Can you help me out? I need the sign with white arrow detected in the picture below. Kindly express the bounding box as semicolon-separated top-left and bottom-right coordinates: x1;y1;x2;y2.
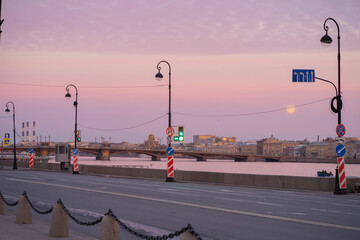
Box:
335;144;346;157
292;69;315;82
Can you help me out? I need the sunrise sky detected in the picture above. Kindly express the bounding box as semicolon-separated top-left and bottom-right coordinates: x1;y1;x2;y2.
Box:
0;0;359;144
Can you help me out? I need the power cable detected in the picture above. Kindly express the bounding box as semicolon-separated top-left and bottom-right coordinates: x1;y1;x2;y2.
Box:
78;113;168;132
67;132;75;143
173;97;332;117
0;81;166;89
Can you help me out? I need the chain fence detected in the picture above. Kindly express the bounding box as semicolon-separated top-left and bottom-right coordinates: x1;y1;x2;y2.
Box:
0;191;203;239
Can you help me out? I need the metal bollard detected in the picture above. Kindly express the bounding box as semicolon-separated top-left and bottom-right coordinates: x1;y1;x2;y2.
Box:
100;214;121;240
49;203;69;237
15;195;32;224
179;231;198;240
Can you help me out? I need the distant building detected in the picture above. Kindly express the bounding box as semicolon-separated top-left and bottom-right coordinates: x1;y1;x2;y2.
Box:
193;135;216;144
192;135;238;153
284;145;306;157
239;142;257;155
257;135;300;156
143;133;160;149
193;135;236;144
306;142;327;158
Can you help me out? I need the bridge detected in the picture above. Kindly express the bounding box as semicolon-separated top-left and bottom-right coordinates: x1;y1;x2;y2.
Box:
1;144;281;162
4;143;355;164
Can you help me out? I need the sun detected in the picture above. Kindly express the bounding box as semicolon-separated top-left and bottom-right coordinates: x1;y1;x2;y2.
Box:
287;105;295;114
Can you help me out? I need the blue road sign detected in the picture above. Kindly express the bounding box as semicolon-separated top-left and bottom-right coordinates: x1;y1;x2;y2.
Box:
336;144;346;157
292;69;315;82
73;148;79;155
28;148;34;154
5;133;10;138
166;147;175;156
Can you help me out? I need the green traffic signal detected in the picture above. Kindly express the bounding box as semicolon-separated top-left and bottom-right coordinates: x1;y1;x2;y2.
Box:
76;130;81;142
173;126;184;142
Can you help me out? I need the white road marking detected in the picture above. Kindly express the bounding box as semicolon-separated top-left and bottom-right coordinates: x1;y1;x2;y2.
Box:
255;201;283;207
55;178;264;198
331;202;360;208
214;197;283;207
5;177;360;232
311;208;354;216
268;212;307;216
158;189;200;197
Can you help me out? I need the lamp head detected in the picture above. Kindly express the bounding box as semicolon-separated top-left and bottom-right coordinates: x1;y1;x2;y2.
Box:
65;92;71;99
155;71;163;81
5;107;10;113
320;31;332;46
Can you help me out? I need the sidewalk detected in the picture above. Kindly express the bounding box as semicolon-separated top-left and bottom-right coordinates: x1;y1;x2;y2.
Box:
0;212;97;240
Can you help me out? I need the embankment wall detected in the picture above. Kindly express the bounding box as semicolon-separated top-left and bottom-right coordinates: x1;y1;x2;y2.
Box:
1;160;359;193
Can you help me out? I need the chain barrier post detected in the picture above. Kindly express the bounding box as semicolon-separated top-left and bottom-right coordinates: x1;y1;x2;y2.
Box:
179;231;198;240
49;199;69;237
0;190;203;240
100;209;120;240
15;192;32;224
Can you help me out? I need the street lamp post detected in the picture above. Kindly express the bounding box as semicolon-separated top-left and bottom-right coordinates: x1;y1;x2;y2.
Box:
320;17;342;124
65;84;78;149
155;60;175;182
320;18;346;195
0;0;5;41
155;60;172;147
5;101;17;170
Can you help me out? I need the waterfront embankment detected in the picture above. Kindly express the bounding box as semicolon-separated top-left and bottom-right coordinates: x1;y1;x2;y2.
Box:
1;159;360;193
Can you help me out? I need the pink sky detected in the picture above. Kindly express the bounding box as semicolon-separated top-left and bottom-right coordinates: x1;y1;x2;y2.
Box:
0;0;359;144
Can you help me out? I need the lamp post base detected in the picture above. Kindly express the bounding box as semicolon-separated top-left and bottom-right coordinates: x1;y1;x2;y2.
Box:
165;177;174;182
334;168;347;195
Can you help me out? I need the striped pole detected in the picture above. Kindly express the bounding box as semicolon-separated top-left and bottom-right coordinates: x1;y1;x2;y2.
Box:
29;154;34;168
167;156;174;179
337;157;346;189
28;148;34;168
73;148;79;174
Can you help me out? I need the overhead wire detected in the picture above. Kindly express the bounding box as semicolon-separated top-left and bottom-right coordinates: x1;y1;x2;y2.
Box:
77;98;331;131
66;132;75;143
0;81;166;89
78;113;168;132
173;97;332;117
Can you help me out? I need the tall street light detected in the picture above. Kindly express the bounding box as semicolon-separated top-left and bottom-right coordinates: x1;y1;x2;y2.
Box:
5;101;17;169
65;84;78;149
320;18;342;124
155;60;175;182
321;18;346;195
0;0;5;42
155;60;172;147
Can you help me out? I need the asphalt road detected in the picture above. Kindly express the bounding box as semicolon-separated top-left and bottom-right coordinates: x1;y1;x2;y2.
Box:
1;169;360;240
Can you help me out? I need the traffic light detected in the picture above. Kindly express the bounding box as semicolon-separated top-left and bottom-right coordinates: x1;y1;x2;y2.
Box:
173;126;184;142
76;130;81;142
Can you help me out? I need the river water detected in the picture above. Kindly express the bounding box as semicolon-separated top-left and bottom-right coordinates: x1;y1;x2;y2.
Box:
49;156;360;178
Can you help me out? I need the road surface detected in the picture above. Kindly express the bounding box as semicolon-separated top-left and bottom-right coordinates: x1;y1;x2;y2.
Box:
0;169;359;240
